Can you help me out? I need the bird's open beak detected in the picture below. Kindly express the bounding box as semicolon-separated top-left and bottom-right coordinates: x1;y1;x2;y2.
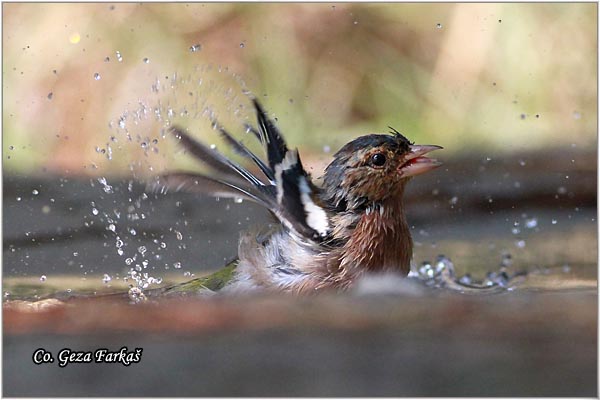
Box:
398;144;443;178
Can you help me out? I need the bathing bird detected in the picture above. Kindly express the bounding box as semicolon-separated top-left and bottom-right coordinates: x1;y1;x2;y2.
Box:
151;99;442;293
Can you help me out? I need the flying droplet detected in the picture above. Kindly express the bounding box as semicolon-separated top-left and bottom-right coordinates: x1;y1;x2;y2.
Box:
525;218;537;229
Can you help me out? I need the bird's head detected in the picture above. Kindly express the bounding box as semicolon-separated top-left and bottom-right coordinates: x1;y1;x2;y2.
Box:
322;129;442;211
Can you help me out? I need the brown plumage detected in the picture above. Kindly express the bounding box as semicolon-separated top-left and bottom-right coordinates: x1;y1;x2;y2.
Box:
151;100;442;293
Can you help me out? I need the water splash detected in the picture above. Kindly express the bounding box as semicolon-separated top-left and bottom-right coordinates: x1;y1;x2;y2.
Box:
409;255;526;293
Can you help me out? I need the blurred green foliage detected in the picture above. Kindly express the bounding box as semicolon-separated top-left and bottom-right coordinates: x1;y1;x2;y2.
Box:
3;3;597;177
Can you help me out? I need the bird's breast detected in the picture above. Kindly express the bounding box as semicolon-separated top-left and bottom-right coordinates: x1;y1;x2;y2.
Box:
338;202;412;275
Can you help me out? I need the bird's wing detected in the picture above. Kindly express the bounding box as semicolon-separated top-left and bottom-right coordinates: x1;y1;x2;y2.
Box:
153;99;331;241
250;98;330;240
147;171;269;206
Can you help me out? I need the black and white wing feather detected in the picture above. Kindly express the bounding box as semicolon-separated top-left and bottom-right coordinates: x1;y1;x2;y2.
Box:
150;99;331;241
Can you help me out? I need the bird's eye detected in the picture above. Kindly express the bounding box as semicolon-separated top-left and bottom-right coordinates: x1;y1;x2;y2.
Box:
370;153;387;167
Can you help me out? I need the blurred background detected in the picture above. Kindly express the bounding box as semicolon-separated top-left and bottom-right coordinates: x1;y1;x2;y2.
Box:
3;2;597;177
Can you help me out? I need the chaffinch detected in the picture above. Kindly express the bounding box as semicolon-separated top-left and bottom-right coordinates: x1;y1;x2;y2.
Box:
152;99;442;293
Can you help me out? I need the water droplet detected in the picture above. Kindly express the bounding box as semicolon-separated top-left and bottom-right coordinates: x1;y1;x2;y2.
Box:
47;92;53;100
32;189;39;195
173;262;182;269
16;197;21;202
418;262;434;278
239;42;245;48
92;208;99;216
189;44;202;52
104;56;110;62
234;197;243;204
125;258;133;265
175;231;183;241
458;274;472;285
515;239;526;248
97;177;114;193
142;57;149;64
519;159;526;166
103;274;112;284
525;218;537;229
128;287;146;303
436;23;442;29
94;73;101;81
138;246;147;255
116;50;123;62
107;223;116;232
449;196;458;205
551;219;557;225
40;275;47;282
